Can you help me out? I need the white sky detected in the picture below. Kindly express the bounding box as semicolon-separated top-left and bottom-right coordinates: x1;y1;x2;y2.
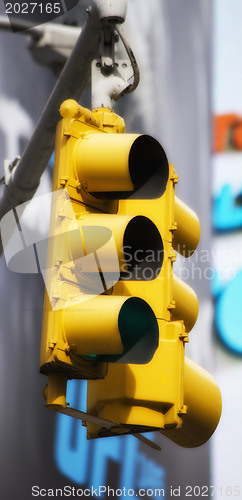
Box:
213;0;242;113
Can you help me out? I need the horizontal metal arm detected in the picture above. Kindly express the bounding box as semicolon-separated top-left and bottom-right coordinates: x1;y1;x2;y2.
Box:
0;4;101;254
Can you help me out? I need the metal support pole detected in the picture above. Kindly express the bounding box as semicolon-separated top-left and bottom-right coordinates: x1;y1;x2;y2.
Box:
0;4;101;254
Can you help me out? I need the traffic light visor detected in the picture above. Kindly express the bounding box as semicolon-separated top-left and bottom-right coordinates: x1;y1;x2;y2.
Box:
75;134;169;199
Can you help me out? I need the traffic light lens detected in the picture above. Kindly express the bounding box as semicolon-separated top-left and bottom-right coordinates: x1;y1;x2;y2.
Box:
122;216;164;280
128;135;169;199
116;297;159;363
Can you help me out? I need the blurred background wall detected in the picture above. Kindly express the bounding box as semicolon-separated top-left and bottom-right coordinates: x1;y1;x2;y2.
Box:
212;0;242;493
0;0;234;498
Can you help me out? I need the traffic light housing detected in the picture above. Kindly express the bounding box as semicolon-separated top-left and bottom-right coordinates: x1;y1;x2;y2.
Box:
40;99;167;377
40;99;221;448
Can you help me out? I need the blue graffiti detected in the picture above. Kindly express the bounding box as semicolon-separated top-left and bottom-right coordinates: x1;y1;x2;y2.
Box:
213;183;242;354
90;435;123;491
213;184;242;231
214;270;242;354
55;381;90;483
136;453;166;491
55;380;166;497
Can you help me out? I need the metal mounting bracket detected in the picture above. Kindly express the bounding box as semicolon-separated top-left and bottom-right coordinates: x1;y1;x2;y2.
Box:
48;404;161;451
91;0;139;109
92;57;133;109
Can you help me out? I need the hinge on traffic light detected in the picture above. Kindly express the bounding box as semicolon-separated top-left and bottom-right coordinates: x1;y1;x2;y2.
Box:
170;221;178;232
169;250;176;262
170;167;178;185
178;405;188;416
59;176;68;187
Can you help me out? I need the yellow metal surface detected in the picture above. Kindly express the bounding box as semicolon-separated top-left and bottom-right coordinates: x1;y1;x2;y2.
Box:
63;296;125;356
159;357;222;447
60;100;101;128
45;373;68;407
87;320;187;437
40;99;221;448
75;133;138;193
173;197;201;257
40;98;172;378
172;274;199;332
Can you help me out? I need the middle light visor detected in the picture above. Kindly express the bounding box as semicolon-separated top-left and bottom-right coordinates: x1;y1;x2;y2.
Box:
68;214;164;284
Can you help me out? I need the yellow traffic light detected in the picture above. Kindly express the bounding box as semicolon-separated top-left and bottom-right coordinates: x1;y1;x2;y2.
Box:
160;357;222;447
40;99;168;378
40;99;221;448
